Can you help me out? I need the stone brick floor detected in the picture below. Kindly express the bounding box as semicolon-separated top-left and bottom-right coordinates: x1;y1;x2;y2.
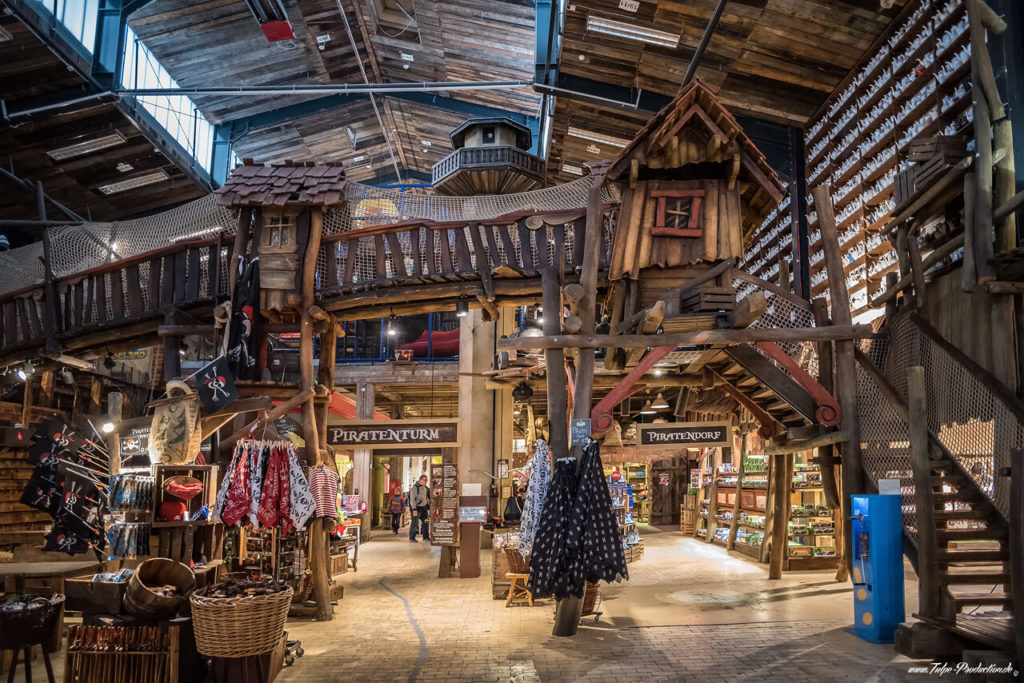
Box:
278;525;941;682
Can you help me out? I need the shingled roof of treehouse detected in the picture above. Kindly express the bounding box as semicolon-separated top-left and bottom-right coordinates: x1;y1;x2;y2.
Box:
216;160;348;207
605;79;785;280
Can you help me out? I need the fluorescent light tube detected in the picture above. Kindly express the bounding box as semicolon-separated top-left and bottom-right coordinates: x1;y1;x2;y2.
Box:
98;170;169;195
48;132;127;161
586;15;679;48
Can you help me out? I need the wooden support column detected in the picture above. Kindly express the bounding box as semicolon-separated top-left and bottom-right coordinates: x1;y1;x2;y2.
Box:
727;432;746;550
811;298;841;510
1011;448;1024;660
38;370;55;409
301;208;331;622
968;19;996;284
107;392;124;475
908;366;940;619
553;166;606;638
229;209;251;293
813;184;863;580
89;376;103;416
768;452;789;579
162;311;182;381
315;314;338;470
37;182;60;355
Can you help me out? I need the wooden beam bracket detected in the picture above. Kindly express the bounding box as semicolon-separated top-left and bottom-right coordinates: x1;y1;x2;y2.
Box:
590;346;676;434
756;341;841;427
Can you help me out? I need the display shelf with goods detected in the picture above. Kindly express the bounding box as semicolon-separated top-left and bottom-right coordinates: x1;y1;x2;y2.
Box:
802;0;973;318
787;461;840;570
694;448;716;540
609;482;644;563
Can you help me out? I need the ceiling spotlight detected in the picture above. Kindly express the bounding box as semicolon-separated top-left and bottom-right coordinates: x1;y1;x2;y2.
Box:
16;361;35;381
639;400;656;415
653;368;664;377
512;381;534;402
59;368;74;385
387;315;398;337
456;298;469;318
101;422;115;434
513;405;521;416
651;393;670;410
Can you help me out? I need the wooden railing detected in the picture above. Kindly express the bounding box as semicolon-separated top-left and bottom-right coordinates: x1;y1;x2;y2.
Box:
316;214;606;295
432;146;546;186
0;238;228;353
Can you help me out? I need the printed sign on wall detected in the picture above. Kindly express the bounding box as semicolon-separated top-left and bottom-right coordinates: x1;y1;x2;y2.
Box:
327;419;459;449
637;422;731;448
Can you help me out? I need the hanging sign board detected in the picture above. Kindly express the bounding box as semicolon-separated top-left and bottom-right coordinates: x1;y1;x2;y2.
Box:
637;422;731;448
116;417;151;468
430;463;459;546
326;419;458;449
570;418;591;446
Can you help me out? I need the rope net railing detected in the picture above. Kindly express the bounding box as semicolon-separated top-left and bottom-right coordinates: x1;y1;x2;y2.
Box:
733;277;819;379
1;176;609;299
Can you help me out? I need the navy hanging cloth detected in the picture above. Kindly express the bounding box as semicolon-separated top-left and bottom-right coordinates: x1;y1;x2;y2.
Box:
226;256;261;380
527;440;628;600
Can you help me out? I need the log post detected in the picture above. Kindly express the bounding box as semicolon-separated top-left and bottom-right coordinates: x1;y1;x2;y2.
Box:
962;171;977;292
1011;448;1024;660
968;9;996;283
811;298;841;509
302;208;331;621
107;392;124;475
315;313;338;469
894;226;916;310
908;366;940;619
553;166;605;638
813;184;863;579
759;452;774;564
229;209;251;294
768;452;789;579
727;431;745;550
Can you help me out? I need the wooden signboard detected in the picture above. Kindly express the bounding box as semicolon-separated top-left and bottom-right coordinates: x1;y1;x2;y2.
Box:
0;426;30;447
637;422;731;448
326;419;459;449
117;417;152;468
430;463;459;546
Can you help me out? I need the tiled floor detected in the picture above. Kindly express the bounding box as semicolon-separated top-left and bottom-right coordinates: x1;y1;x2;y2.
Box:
278;525;937;682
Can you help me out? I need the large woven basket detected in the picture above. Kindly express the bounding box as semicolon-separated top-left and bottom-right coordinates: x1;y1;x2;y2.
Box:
190;588;293;658
0;594;65;649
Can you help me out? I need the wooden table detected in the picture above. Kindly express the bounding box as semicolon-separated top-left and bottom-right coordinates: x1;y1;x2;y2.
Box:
0;561;100;594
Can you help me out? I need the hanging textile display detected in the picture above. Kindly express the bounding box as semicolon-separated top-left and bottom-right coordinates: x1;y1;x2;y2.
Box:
189;356;239;413
148;394;201;465
214;440;315;531
308;465;340;519
226;256;261;380
517;439;550;559
527;439;627;600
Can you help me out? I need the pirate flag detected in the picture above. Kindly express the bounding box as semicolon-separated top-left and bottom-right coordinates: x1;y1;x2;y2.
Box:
20;469;61;514
58;463;103;520
190;356;239;413
43;523;91;556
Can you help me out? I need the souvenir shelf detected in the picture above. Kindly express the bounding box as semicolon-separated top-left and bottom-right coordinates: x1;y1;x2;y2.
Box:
787;463;839;570
624;464;650;523
609;482;644;562
803;0;972;317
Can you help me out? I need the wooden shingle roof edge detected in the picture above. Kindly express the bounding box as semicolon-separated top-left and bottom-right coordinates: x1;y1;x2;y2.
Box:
216;159;348;207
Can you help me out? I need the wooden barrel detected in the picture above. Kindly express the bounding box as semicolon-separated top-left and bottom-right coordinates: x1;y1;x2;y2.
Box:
123;558;195;620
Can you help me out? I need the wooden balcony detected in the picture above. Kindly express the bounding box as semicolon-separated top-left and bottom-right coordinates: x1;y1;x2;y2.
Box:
432;146;545;196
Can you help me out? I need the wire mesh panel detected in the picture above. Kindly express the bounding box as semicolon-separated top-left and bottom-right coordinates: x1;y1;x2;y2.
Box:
857;331;918;541
732;276;819;379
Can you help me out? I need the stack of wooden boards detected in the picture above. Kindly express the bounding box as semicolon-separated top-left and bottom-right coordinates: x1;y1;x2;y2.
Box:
894;136;968;210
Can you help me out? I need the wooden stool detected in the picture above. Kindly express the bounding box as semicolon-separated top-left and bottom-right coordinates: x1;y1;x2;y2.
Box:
503;548;534;607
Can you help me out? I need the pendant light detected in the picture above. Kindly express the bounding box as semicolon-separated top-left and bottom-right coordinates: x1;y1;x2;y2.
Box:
456;297;469;318
639;400;656;415
387;314;398;337
651;393;669;410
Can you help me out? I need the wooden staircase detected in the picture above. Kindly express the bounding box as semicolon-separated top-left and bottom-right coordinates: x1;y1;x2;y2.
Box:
926;465;1012;621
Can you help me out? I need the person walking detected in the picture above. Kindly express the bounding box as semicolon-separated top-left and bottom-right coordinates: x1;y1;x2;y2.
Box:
387;486;407;535
408;474;430;543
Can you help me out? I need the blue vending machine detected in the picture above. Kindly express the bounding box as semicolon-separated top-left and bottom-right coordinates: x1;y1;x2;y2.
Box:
851;494;905;643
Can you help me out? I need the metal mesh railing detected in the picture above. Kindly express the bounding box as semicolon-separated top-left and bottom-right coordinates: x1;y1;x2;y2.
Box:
856;327;918;541
733;276;819;379
857;314;1019;532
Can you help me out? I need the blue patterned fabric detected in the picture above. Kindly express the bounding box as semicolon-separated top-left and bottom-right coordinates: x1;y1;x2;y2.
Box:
516;440;551;558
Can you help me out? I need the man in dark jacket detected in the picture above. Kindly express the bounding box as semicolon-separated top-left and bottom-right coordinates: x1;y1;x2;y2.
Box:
408;475;430;542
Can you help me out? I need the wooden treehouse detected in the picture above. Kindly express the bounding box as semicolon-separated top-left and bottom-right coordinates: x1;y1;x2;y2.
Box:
602;79;787;370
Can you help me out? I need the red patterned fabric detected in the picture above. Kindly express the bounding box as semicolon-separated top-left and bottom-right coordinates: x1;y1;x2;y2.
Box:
221;443;251;526
277;447;293;534
257;446;282;528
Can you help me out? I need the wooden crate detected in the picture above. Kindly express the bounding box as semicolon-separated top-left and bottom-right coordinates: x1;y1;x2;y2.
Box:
680;506;696;534
64;577;127;615
330;552;348;577
63;626;178;683
491;547;512;599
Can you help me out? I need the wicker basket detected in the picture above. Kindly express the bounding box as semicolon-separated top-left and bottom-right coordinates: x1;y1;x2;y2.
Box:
0;594;65;649
190;588;293;658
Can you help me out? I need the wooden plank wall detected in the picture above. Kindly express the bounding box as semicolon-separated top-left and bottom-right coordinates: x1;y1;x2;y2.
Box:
925;268;994;373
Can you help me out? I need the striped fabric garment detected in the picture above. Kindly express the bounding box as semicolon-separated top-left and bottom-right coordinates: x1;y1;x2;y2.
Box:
308;465;340;519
